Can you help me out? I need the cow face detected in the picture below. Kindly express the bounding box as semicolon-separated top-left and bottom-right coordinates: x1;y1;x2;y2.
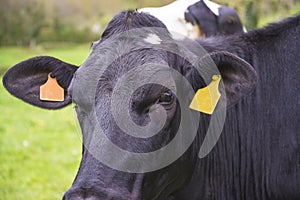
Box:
3;11;257;200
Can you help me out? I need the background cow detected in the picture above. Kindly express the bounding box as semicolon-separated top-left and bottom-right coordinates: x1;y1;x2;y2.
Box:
3;10;300;200
139;0;245;38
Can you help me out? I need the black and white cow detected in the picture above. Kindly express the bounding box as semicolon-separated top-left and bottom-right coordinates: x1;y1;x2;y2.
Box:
139;0;245;38
3;10;300;200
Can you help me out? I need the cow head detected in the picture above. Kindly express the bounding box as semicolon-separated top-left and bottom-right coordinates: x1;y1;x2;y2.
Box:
3;11;257;200
184;0;245;37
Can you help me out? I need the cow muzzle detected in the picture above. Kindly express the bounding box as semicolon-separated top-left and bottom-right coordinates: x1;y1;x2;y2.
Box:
62;185;135;200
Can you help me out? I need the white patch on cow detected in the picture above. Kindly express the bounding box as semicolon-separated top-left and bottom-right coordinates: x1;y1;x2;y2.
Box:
203;0;221;16
144;33;162;44
139;0;201;39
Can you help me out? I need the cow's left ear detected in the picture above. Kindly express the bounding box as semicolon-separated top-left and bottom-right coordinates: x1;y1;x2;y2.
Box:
209;51;257;107
218;6;244;35
3;56;78;109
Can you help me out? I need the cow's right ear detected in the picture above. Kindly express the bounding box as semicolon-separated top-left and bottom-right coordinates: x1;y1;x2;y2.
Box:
3;56;78;109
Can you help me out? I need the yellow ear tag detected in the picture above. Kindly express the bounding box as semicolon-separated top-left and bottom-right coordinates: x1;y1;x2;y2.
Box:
189;75;221;114
40;73;64;102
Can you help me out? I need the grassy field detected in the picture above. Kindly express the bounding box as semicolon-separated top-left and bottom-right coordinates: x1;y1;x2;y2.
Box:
0;44;90;199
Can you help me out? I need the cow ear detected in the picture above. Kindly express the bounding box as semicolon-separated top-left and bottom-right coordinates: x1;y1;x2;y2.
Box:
209;51;257;107
2;56;78;109
218;6;244;35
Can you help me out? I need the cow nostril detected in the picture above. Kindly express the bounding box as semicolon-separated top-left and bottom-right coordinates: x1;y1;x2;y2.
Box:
63;188;104;200
63;186;132;200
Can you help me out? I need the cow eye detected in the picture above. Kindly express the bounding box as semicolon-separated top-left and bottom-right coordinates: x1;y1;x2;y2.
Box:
158;90;174;104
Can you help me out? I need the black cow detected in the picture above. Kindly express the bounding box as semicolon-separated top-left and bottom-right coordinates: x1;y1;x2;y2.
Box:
3;10;300;200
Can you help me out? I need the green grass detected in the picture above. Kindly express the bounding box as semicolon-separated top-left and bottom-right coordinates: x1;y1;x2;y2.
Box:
0;43;90;75
0;44;90;199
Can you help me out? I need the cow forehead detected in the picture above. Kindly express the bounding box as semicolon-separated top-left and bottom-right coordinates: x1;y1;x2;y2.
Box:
77;48;173;97
101;48;170;78
76;29;169;79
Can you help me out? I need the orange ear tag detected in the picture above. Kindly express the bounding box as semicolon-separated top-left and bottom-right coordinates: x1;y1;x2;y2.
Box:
40;73;64;102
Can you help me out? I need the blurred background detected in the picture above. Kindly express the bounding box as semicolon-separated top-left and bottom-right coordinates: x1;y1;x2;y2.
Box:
0;0;299;47
0;0;299;199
